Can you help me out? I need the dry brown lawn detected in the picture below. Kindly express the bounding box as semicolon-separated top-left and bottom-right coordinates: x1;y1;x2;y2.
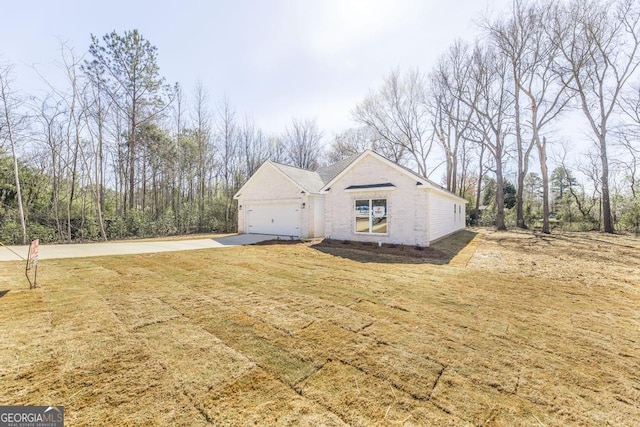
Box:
0;229;639;426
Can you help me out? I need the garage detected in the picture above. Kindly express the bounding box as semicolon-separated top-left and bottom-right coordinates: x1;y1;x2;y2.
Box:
246;203;300;236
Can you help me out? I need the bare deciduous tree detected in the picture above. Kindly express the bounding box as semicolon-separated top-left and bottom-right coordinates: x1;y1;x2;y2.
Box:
283;117;323;170
326;127;373;164
487;0;573;233
192;82;212;230
0;62;27;244
267;135;287;164
215;97;241;230
239;115;268;178
461;45;513;230
353;68;435;177
34;95;65;240
617;82;640;198
429;40;476;194
554;0;640;233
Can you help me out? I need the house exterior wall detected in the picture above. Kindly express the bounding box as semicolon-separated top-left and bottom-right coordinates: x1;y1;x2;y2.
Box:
428;189;467;242
236;152;466;243
299;193;311;238
324;155;429;246
311;194;325;238
236;164;306;235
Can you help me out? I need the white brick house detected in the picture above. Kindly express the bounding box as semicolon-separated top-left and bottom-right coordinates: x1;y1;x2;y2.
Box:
234;150;466;246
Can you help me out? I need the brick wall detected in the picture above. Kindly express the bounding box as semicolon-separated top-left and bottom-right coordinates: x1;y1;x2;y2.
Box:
324;155;429;246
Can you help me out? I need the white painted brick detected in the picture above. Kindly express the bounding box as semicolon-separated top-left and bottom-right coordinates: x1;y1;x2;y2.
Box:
237;156;466;244
236;164;307;235
324;155;429;246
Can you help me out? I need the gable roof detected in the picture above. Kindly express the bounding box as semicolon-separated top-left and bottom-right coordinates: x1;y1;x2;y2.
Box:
319;150;422;190
234;150;465;202
237;155;359;196
317;154;359;184
269;162;325;193
320;150;466;202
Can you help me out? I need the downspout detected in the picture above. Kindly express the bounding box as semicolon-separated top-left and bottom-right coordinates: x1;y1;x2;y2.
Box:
425;188;431;247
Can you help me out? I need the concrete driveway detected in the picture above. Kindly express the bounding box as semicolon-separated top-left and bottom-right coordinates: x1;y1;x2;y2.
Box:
0;234;293;262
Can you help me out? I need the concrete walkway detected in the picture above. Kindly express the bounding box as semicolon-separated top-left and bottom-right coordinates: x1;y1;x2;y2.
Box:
0;234;292;262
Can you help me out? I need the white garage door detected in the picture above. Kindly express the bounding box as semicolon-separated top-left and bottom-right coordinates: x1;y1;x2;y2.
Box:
247;203;300;236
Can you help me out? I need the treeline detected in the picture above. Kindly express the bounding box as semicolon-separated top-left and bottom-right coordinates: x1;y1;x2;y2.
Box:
2;0;640;245
0;31;323;244
337;0;640;235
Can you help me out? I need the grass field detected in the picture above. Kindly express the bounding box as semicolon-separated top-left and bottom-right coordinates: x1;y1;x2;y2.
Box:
0;229;639;426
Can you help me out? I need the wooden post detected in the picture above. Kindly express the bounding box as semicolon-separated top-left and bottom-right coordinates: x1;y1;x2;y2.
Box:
25;239;39;289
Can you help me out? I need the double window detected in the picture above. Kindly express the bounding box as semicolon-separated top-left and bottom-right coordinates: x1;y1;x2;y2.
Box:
355;199;387;234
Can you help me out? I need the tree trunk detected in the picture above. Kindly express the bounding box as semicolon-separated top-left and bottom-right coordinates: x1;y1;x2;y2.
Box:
538;137;550;234
7;119;27;245
475;145;485;226
513;76;527;229
128;120;136;212
67;136;79;242
451;148;458;195
457;138;466;197
495;153;506;231
96;100;107;240
600;135;614;233
51;146;62;241
516;169;527;229
96;142;107;241
141;152;147;212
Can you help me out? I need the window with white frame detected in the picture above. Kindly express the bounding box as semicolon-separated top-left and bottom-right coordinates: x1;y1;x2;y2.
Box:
355;199;387;234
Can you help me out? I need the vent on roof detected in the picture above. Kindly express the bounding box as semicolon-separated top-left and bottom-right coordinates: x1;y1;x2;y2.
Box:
345;183;395;191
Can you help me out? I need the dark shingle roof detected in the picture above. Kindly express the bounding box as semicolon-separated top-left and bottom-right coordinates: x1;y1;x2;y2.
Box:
316;154;359;184
270;154;358;193
270;162;326;193
270;150;457;198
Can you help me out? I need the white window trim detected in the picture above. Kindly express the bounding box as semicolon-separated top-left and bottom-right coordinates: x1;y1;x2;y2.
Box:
354;198;389;235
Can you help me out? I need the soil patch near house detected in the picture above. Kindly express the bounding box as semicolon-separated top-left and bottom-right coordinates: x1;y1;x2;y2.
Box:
310;229;478;264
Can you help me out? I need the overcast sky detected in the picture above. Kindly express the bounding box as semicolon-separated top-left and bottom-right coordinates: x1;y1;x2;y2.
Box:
0;0;516;138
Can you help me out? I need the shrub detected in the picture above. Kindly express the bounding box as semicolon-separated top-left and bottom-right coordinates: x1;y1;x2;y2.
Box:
0;220;21;244
26;222;58;243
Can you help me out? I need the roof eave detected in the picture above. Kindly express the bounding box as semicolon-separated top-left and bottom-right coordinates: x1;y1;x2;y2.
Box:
420;184;468;202
233;160;271;199
235;161;311;198
320;150;431;191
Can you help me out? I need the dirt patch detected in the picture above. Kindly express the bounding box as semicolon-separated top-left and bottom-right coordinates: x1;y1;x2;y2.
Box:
310;229;478;264
252;238;305;246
